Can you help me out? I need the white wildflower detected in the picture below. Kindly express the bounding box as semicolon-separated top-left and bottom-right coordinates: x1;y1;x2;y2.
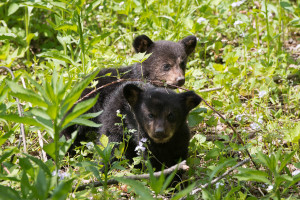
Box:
135;138;148;156
52;170;70;180
292;170;300;176
250;122;260;130
216;182;224;189
258;116;263;124
266;185;273;192
99;5;104;9
153;31;158;35
134;17;139;23
295;44;300;50
258;90;267;98
234;20;243;27
141;137;148;143
236;114;244;121
116;109;120;114
240;32;245;37
231;0;245;8
197;17;207;24
119;1;124;6
96;15;101;20
85;4;89;8
86;142;94;150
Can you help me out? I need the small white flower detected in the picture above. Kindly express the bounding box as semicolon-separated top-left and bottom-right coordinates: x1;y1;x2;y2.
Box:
234;20;243;27
141;138;148;143
85;4;89;8
197;17;207;24
258;49;264;54
231;0;245;7
52;170;70;180
240;32;245;37
295;44;300;50
216;182;224;189
134;17;139;23
119;1;124;6
250;122;261;130
153;31;158;35
86;142;94;150
266;185;273;192
96;15;101;19
292;170;300;176
236;114;244;121
99;5;104;9
258;116;263;124
258;90;267;98
116;110;120;114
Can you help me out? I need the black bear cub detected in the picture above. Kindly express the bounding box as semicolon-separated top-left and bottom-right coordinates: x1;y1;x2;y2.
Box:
63;35;197;150
99;82;202;170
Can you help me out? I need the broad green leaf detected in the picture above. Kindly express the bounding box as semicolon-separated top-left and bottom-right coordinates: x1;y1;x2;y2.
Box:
279;151;296;173
35;169;48;200
21;171;31;199
67;118;101;128
0;149;16;164
85;166;102;181
99;134;109;148
43;142;55;160
0;33;17;40
6;80;48;107
62;69;100;111
61;94;99;127
213;64;225;72
37;51;76;66
25;74;51;105
0;114;43;127
55;24;77;32
234;169;271;184
256;151;270;169
80;110;103;119
25;154;51;176
0;131;14;146
114;177;154;200
8;3;20;16
51;179;74;200
209;158;236;180
0;185;21;200
171;183;196;200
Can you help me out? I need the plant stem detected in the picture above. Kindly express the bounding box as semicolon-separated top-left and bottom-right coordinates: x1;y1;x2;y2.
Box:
254;12;260;48
24;6;30;63
265;0;270;64
77;11;85;74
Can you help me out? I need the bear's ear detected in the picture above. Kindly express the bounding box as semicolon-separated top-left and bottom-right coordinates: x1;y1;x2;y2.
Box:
133;35;153;53
123;84;143;107
180;36;197;56
181;91;202;112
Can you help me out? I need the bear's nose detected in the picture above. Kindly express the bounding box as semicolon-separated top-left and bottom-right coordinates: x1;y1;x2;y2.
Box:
176;77;185;86
155;127;165;135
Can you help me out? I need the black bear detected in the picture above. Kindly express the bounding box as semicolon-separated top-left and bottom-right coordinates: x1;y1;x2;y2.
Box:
98;82;202;170
63;35;197;150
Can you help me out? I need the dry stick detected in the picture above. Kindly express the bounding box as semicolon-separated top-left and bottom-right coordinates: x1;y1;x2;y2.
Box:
73;160;189;192
0;66;27;153
185;158;250;197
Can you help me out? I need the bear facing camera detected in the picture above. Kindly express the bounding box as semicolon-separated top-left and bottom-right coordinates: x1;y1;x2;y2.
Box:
99;82;202;170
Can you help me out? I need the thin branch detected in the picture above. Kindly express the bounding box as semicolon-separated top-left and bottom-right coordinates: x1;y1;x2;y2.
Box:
73;160;188;192
198;87;223;93
184;158;250;198
0;66;27;153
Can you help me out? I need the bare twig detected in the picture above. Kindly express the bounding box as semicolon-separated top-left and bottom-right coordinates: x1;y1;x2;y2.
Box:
198;87;223;93
73;160;188;192
183;158;250;198
0;66;27;153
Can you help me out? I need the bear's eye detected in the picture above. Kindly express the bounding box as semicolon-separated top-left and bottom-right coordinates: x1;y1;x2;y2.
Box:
163;64;171;71
179;62;185;69
167;113;175;121
148;113;154;119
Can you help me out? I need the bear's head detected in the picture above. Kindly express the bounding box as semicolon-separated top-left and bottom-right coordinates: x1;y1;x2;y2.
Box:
123;84;201;143
133;35;197;87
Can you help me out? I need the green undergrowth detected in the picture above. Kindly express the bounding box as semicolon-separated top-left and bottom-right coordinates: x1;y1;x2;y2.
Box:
0;0;299;199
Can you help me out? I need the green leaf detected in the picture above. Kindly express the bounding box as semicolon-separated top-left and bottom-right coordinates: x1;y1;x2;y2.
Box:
114;177;154;200
55;24;77;32
62;69;100;111
234;169;271;184
37;51;76;66
80;110;103;119
0;33;17;40
51;179;74;200
213;64;225;72
0;185;21;200
6;80;48;107
279;151;296;173
21;171;31;199
8;3;20;16
34;169;48;200
25;154;51;176
68;118;101;128
171;183;196;200
99;134;109;148
43;142;56;160
0;114;43;127
0;131;14;146
61;94;99;128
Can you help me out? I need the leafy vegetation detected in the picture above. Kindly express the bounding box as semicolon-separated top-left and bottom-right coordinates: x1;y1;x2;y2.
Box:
0;0;299;199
